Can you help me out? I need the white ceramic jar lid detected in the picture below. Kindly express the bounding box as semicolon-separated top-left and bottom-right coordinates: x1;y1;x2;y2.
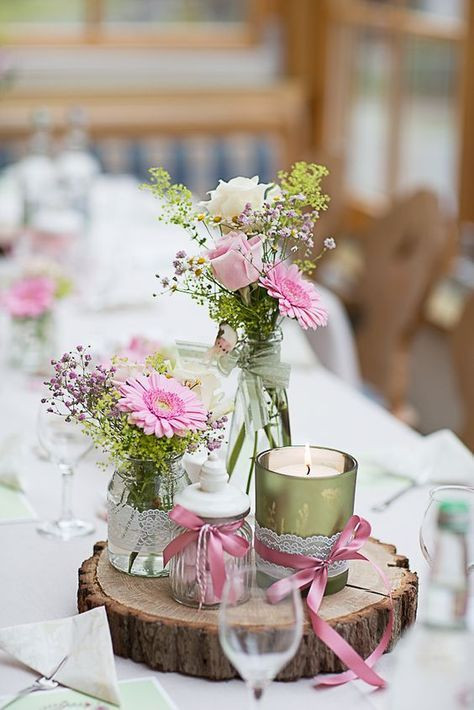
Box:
174;452;250;519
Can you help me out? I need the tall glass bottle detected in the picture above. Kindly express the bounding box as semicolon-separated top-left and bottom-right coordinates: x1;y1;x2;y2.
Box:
56;106;100;224
17;108;56;229
391;500;473;709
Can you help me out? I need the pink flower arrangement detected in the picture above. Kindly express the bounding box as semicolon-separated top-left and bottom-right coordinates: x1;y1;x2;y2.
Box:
260;262;328;330
2;276;56;319
207;231;263;292
117;335;163;364
117;372;207;439
105;335;165;383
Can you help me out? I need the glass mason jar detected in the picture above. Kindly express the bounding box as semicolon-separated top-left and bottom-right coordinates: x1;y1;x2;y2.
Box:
169;512;253;608
107;456;190;577
225;328;291;496
7;311;56;375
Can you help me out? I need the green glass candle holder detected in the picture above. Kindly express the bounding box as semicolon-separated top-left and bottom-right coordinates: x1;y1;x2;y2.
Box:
255;445;357;595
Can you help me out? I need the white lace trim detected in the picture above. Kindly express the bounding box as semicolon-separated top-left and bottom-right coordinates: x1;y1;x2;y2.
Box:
107;503;171;553
255;523;348;579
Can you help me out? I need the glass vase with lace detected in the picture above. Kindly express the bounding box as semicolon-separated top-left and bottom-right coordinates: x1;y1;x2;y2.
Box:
107;456;190;577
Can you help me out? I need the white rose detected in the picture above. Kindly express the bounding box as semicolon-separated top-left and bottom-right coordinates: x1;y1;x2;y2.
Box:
199;176;272;219
172;361;232;420
112;361;147;385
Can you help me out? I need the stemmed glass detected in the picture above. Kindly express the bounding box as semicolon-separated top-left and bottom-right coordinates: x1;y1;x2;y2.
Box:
36;407;95;540
219;565;303;707
420;485;474;572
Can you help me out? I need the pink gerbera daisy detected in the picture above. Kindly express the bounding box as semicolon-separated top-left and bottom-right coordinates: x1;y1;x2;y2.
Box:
117;373;207;439
3;276;55;319
260;262;328;330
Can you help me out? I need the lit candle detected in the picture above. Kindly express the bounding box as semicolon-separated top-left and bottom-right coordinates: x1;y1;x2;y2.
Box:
275;444;340;478
255;445;358;595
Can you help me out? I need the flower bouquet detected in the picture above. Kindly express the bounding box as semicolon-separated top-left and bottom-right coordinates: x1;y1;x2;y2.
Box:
43;345;228;576
146;162;334;492
2;264;71;374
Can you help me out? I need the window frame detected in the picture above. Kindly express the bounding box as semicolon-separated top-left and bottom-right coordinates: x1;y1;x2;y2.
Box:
323;0;467;209
0;0;266;49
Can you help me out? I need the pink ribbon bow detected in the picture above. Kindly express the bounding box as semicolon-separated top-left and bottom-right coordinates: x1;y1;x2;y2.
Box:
255;515;393;688
163;504;250;605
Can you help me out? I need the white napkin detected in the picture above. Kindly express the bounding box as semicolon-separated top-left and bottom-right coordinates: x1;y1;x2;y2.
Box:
0;435;24;491
0;607;120;705
359;429;474;485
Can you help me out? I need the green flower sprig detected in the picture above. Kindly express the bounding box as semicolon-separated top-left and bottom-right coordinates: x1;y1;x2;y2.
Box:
277;161;329;212
147;162;331;341
43;346;205;471
143;167;204;245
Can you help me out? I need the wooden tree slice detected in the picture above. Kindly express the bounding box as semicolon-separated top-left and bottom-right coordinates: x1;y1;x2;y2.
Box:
78;539;418;681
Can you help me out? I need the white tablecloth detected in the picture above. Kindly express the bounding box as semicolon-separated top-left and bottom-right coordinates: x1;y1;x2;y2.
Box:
0;176;430;708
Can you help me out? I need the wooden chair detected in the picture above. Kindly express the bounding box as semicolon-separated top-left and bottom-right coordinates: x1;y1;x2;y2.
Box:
355;189;454;416
452;292;474;451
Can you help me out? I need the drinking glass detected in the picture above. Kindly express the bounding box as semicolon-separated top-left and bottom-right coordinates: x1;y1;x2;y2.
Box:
219;564;303;707
420;485;474;572
36;408;94;540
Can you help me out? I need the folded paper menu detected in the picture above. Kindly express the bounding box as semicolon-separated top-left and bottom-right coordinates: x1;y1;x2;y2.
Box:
0;678;177;710
0;607;120;706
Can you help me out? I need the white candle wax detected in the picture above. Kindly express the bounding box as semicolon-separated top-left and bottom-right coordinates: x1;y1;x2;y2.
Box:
276;463;340;477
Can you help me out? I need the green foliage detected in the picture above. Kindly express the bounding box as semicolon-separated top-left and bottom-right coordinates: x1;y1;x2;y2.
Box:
294;258;317;276
84;413;198;471
208;287;279;340
144;352;170;374
278;162;330;212
142;167;203;243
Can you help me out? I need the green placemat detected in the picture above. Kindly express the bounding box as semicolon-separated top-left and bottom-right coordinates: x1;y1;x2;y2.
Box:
0;484;36;523
1;677;177;709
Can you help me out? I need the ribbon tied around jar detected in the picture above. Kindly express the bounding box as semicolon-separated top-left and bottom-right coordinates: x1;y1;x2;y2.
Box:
163;504;250;607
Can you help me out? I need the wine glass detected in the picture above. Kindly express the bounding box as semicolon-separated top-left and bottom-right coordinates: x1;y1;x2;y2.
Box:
36;407;95;540
420;485;474;572
219;565;303;707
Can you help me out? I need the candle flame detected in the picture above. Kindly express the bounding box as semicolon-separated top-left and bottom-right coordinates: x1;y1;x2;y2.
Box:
304;443;312;468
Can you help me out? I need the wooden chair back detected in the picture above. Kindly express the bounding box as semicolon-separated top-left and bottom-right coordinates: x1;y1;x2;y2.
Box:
452;292;474;450
355;189;452;412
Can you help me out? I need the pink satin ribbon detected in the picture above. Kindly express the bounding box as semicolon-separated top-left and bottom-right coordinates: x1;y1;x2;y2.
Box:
255;515;393;688
163;504;250;605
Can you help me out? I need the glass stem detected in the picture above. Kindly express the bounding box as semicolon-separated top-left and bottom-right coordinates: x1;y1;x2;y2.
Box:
247;684;264;709
58;463;74;523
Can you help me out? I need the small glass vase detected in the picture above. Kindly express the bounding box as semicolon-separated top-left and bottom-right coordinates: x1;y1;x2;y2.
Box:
226;328;291;495
107;456;190;577
169;513;253;608
7;311;56;375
